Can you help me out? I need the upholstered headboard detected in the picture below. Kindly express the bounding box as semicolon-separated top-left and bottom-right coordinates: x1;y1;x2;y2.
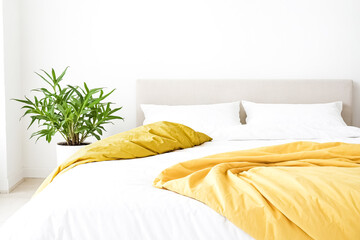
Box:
136;79;353;126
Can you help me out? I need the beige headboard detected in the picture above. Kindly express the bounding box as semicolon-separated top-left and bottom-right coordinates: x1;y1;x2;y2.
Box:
136;79;353;126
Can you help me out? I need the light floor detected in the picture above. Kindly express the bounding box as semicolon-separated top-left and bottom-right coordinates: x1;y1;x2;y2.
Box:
0;178;44;227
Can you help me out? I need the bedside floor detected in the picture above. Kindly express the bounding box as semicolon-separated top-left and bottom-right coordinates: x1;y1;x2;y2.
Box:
0;178;44;227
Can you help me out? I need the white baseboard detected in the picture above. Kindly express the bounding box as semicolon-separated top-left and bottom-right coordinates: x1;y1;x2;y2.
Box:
0;177;9;193
8;178;24;193
8;169;24;190
23;167;52;178
0;169;24;193
0;178;44;194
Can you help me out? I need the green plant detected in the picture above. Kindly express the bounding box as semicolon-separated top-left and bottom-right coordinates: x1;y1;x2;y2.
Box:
14;67;123;145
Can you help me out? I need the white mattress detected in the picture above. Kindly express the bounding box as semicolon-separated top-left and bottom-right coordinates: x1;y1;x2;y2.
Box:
2;138;360;240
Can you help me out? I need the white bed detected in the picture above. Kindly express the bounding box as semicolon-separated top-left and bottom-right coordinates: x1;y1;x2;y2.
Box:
2;137;360;240
0;79;357;240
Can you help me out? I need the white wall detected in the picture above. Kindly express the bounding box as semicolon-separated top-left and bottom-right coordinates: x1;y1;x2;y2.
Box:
9;0;360;177
2;0;23;189
0;0;8;192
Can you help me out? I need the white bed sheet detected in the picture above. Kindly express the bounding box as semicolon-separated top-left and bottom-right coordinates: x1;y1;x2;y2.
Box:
2;138;360;240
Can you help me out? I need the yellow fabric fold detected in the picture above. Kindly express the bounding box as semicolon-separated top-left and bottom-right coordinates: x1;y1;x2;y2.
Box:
35;121;211;195
154;141;360;240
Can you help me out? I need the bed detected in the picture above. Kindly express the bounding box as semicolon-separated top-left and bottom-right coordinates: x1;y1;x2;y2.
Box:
1;79;359;240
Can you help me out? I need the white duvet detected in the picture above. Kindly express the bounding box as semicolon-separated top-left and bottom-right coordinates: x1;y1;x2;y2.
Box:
2;126;360;240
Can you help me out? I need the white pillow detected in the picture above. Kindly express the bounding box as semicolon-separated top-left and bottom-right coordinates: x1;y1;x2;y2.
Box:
242;101;346;127
216;125;360;140
141;102;240;136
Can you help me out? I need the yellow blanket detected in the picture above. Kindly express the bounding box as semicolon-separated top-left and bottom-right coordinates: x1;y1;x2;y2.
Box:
35;121;211;195
154;141;360;240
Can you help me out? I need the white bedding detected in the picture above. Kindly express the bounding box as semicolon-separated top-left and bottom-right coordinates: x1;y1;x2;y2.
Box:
2;137;360;240
213;125;360;140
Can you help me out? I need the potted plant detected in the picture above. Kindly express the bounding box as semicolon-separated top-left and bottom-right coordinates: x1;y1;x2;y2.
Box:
14;67;123;165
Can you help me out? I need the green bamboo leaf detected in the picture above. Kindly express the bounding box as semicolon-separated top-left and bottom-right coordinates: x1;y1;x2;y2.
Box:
21;106;35;110
13;98;32;105
51;68;57;82
56;66;69;83
108;107;122;115
84;82;89;93
35;72;53;87
27;116;38;129
107;116;124;120
88;89;115;108
24;96;35;105
34;96;39;106
68;85;84;101
93;133;101;140
96;128;102;135
40;69;53;81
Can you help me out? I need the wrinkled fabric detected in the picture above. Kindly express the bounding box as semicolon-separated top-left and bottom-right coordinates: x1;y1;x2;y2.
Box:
154;141;360;240
36;121;211;195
